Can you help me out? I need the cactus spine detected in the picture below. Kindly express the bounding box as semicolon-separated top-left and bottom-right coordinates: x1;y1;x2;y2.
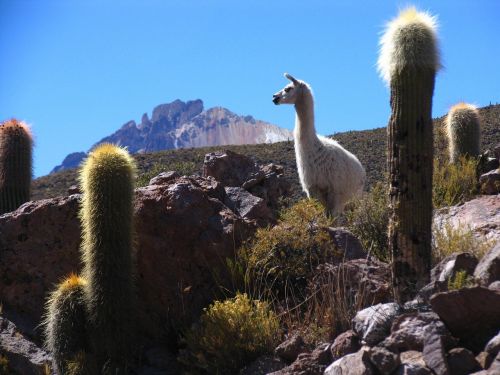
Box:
446;103;481;163
0;119;33;214
378;7;440;303
44;274;88;374
80;143;136;372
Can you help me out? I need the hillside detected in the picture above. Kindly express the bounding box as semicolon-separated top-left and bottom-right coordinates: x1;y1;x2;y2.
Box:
32;104;500;202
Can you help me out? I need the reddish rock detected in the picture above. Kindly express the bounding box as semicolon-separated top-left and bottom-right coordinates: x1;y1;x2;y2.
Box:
447;347;480;375
368;346;400;374
430;287;500;352
422;333;450;375
330;330;361;360
275;334;306;363
148;171;180;185
480;169;500;195
324;348;375;375
240;355;287;375
400;351;426;368
270;343;332;375
474;243;500;286
326;227;367;261
0;175;256;344
223;186;274;226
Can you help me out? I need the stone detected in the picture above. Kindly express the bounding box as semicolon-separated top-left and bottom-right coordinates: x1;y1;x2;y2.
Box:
324;348;375;375
447;348;480;375
0;316;53;375
393;363;432;375
480;169;500;195
368;346;400;374
326;227;367;260
148;171;180;185
224;187;274;226
400;351;426;368
352;303;401;346
0;175;257;344
474;243;500;286
477;152;500;175
274;334;306;363
489;281;500;291
67;184;81;195
240;355;287;375
475;351;493;370
485;331;500;358
330;330;361;360
270;343;332;375
430;287;500;352
422;333;449;375
433;195;500;246
385;312;455;352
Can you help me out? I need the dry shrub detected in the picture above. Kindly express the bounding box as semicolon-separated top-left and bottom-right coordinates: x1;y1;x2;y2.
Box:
433;156;479;208
180;293;279;375
447;270;475;290
344;182;389;262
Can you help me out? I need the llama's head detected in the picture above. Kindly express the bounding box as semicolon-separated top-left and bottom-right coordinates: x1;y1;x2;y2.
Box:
272;73;305;105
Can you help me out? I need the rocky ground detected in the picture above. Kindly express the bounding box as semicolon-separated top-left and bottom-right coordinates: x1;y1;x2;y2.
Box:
1;149;499;374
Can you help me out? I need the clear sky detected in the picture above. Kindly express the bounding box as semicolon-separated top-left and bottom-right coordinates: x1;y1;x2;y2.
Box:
1;0;499;177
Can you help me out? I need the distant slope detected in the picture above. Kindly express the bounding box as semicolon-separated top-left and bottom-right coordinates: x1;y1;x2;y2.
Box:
34;104;500;202
51;99;292;173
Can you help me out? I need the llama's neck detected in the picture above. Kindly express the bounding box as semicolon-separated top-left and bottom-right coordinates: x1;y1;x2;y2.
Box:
294;87;317;143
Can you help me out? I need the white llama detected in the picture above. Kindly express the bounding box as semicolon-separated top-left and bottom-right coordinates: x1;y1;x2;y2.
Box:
272;73;366;215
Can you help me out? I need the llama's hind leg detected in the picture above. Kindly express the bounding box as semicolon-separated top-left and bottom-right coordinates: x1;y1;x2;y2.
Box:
325;191;344;218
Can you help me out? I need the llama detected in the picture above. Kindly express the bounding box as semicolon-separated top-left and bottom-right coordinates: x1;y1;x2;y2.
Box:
272;73;366;215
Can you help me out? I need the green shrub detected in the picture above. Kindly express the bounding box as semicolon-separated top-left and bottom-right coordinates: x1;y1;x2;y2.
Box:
136;160;197;187
242;199;335;299
447;270;474;291
344;182;389;261
433;156;478;208
180;293;280;375
432;221;492;263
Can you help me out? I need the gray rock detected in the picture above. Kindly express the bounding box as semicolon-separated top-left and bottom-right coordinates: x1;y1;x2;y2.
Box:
485;331;500;358
148;171;180;185
269;343;332;375
474;243;500;286
400;351;426;367
330;330;360;360
422;333;449;375
447;347;480;375
224;186;274;226
0;317;53;375
240;355;287;375
324;349;375;375
274;334;306;363
480;169;500;195
489;281;500;291
367;346;400;374
475;351;493;370
393;363;432;375
326;227;367;260
352;303;401;346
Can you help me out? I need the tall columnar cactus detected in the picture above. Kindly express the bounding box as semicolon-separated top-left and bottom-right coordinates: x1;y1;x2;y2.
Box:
0;119;33;214
80;143;136;372
44;274;88;374
446;103;481;163
378;7;440;303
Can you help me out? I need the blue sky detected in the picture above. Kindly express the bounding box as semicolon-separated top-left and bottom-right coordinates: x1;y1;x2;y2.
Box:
1;1;499;177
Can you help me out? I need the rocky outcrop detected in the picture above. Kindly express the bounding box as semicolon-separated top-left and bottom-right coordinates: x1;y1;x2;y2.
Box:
51;100;293;173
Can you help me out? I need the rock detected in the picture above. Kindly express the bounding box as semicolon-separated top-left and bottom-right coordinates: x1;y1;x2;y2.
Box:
274;334;306;363
433;195;500;245
224;187;274;226
430;287;500;352
240;355;287;375
489;281;500;291
324;348;375;375
0;175;256;344
352;303;401;346
474;243;500;286
477;152;500;175
480;169;500;194
330;330;361;360
476;351;493;370
0;316;53;375
447;348;480;375
384;312;455;352
50;151;87;174
326;227;367;260
485;331;500;358
148;171;180;185
203;150;290;210
494;144;500;160
419;252;478;302
393;363;432;375
400;351;426;368
67;184;81;195
367;346;400;374
422;333;450;375
270;343;332;375
483;352;500;374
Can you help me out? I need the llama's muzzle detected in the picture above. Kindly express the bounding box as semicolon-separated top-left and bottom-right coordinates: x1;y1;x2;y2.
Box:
272;95;280;105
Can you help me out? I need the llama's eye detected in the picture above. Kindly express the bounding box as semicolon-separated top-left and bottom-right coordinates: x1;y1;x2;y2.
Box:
284;87;292;93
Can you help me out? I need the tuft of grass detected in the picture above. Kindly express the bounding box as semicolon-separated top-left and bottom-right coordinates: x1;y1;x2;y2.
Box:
136;160;198;187
344;181;389;262
241;199;335;300
0;355;9;375
433;156;479;208
432;221;493;264
179;293;280;375
447;270;474;291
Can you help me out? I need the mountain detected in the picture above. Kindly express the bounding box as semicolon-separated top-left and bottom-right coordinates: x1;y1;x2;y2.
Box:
34;103;500;202
50;99;293;173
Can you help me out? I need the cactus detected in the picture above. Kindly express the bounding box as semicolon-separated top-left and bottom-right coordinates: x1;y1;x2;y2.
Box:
378;7;440;303
0;119;33;214
79;143;136;372
446;103;481;163
44;274;88;374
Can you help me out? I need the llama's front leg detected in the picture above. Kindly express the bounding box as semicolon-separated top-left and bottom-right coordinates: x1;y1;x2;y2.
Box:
325;191;343;218
308;186;329;210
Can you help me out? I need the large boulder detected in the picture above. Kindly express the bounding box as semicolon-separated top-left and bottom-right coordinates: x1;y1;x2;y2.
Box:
352;303;401;346
0;174;256;344
474;243;500;286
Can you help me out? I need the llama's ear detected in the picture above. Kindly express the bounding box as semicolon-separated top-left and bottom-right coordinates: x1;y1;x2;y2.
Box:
284;73;299;85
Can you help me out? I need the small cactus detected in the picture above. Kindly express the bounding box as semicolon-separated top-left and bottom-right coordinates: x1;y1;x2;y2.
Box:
446;103;481;163
0;119;33;214
44;274;88;374
79;143;136;371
